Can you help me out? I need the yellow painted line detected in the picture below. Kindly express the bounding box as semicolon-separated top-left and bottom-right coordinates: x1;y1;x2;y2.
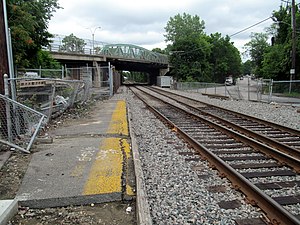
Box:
83;100;134;196
122;139;135;196
106;100;129;136
83;138;122;195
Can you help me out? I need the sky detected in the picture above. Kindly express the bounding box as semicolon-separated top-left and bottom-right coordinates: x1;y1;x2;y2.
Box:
48;0;286;58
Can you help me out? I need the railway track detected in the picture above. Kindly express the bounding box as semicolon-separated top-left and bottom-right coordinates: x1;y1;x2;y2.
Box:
146;86;300;162
130;86;300;225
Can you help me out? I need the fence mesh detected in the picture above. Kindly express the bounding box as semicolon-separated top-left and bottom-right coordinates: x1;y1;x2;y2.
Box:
173;78;300;105
8;78;90;122
0;94;46;153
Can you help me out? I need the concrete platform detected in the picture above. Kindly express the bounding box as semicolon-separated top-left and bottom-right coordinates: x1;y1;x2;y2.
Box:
16;98;135;208
0;199;18;225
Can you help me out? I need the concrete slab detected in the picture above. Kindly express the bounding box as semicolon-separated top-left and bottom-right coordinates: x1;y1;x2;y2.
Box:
16;99;134;209
49;101;118;137
0;199;18;225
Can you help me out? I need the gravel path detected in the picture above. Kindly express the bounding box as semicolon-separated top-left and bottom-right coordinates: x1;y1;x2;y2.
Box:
165;88;300;131
125;86;300;224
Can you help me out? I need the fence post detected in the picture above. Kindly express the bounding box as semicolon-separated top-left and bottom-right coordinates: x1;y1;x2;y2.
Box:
109;62;113;97
69;82;79;107
247;77;250;101
268;79;273;103
4;74;12;142
61;66;64;79
47;81;56;123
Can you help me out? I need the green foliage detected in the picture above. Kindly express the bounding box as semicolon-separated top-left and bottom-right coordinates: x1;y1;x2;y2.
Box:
165;13;242;83
126;71;148;83
152;48;166;54
60;33;86;53
242;60;253;75
170;34;211;82
164;13;205;43
208;33;242;83
165;13;211;82
245;4;300;80
244;33;269;77
7;0;61;68
262;44;290;79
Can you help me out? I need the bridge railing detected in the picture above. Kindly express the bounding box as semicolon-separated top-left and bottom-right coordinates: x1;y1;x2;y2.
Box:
46;35;169;64
46;44;100;56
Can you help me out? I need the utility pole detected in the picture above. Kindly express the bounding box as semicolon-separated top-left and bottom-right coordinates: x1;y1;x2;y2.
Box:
0;0;8;95
291;0;296;80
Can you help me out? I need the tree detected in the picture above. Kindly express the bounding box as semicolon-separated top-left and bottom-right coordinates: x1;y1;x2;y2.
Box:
244;33;269;77
7;0;61;68
60;33;86;53
152;48;166;54
165;13;209;81
164;13;205;44
261;5;300;80
208;33;241;83
262;44;289;79
170;35;211;82
242;60;253;75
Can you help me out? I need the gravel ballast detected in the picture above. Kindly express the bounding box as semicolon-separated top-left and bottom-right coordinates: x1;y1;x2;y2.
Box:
126;87;300;224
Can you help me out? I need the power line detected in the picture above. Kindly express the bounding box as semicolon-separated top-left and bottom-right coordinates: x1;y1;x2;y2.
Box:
229;17;272;37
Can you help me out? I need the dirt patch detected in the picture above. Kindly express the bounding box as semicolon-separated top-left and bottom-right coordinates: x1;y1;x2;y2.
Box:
9;202;135;225
0;151;32;199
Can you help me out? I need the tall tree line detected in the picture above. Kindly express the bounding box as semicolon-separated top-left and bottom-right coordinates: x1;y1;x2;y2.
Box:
244;4;300;80
162;13;242;83
6;0;60;69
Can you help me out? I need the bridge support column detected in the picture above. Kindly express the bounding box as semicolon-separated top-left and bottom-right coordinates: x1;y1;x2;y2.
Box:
159;67;169;76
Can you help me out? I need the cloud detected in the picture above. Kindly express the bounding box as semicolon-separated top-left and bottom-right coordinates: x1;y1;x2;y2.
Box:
48;0;282;52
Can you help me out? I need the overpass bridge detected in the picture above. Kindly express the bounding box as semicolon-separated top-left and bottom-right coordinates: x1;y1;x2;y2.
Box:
47;35;170;85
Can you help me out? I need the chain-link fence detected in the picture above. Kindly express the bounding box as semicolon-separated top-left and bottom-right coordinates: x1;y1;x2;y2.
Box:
7;77;90;123
1;64;118;152
0;94;46;153
172;79;300;105
17;67;64;79
257;79;300;104
174;82;231;98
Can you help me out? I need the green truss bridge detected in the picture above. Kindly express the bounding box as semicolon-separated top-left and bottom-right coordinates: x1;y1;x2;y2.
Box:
47;35;169;75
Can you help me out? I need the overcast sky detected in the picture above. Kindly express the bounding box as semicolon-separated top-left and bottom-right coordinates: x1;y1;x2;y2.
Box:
48;0;285;56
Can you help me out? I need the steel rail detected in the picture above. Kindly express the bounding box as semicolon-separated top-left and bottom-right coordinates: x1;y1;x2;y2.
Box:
146;87;300;162
149;86;300;136
137;86;300;172
130;86;300;225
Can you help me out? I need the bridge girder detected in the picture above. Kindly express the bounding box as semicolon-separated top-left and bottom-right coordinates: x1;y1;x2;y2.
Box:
101;44;168;65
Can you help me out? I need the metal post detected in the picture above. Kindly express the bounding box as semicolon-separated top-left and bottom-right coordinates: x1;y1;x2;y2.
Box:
8;29;16;101
291;0;296;78
65;65;68;79
92;33;94;55
257;80;259;101
109;62;113;97
0;0;9;95
47;81;56;123
4;74;12;142
39;65;42;77
268;79;273;103
61;66;63;79
247;77;250;101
